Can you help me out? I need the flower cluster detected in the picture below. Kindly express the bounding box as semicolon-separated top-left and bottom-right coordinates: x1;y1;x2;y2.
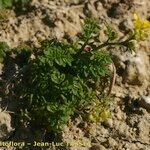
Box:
133;13;150;41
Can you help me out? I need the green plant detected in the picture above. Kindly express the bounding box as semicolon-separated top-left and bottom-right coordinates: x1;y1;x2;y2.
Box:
13;0;30;12
0;0;12;9
0;0;30;10
0;11;148;146
11;16;149;135
0;42;9;63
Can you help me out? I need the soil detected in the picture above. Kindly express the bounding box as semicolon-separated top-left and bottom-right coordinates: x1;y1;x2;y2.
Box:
0;0;150;150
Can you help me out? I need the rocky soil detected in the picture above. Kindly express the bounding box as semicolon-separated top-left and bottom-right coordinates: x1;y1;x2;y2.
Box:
0;0;150;150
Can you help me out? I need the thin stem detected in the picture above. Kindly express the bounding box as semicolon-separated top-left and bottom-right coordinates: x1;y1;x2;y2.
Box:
97;35;135;49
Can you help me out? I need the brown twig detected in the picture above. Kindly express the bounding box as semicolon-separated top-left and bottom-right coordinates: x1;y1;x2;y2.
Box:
108;62;116;96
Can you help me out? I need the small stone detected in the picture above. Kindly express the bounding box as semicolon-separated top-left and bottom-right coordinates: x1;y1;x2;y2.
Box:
90;144;106;150
0;63;4;75
103;118;113;128
0;108;14;140
137;119;150;144
139;95;150;111
116;113;122;120
122;52;149;85
108;137;117;147
115;108;123;120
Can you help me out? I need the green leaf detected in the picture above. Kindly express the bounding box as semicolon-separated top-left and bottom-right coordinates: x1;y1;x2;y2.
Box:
51;70;65;84
0;42;9;63
80;18;99;41
105;24;117;41
125;41;135;52
0;0;12;9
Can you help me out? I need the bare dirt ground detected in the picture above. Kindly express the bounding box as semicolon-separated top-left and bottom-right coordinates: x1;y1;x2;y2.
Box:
0;0;150;150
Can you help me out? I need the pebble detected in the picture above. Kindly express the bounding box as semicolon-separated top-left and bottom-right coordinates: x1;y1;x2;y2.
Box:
0;108;14;140
90;144;106;150
103;118;113;128
139;95;150;111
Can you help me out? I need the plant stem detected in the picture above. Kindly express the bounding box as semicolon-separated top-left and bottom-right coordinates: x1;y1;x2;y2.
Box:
97;35;134;49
